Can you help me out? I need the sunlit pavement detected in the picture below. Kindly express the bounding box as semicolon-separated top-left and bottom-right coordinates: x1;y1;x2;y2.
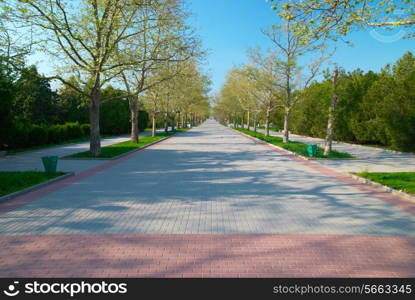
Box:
0;120;414;277
261;128;415;173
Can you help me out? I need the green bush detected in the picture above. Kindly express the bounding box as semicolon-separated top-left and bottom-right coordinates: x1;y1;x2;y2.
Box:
287;52;415;152
80;124;90;136
0;72;14;149
29;125;48;146
48;123;85;143
9;123;30;148
65;122;82;139
7;122;91;150
47;124;64;144
138;110;149;132
100;90;130;135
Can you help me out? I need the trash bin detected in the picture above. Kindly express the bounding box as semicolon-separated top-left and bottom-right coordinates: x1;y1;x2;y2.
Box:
41;156;58;173
306;144;317;157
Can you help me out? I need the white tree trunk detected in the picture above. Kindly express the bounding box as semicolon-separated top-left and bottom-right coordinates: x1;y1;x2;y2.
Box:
265;107;270;136
324;68;339;156
151;113;156;137
283;106;290;143
164;112;168;133
129;100;139;143
247;110;250;131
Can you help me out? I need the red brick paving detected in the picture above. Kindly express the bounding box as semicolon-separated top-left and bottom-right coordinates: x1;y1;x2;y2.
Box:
0;234;414;277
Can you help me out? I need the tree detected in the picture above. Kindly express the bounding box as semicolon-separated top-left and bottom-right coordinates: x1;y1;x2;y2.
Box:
0;5;32;75
273;0;415;153
290;79;331;138
0;64;14;149
13;65;58;124
245;52;282;136
214;87;244;127
216;68;251;129
144;70;166;137
163;60;210;128
116;0;198;142
273;0;415;41
56;77;89;124
262;18;328;143
372;52;415;151
323;67;339;155
288;51;415;152
100;86;130;135
215;62;280;135
8;0;157;156
144;60;210;136
221;68;259;131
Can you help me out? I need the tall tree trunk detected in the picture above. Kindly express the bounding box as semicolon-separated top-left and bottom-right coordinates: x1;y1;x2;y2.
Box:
151;113;156;137
283;74;292;143
283;106;290;143
172;113;176;131
247;110;250;131
324;68;339;156
129;99;139;143
164;112;168;132
89;87;101;156
241;112;245;129
177;111;181;129
265;106;271;136
254;113;257;132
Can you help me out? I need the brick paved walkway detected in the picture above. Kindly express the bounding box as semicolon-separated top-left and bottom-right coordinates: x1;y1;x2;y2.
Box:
0;120;414;277
1;234;414;277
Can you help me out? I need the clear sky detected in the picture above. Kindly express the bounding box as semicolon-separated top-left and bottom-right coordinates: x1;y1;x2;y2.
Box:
187;0;415;95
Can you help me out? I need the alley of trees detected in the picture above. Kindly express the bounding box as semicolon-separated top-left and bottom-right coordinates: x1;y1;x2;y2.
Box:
1;0;414;156
0;0;210;156
213;0;415;153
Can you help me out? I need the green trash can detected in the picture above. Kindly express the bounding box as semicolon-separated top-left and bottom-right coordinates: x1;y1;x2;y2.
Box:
306;144;317;157
41;156;58;173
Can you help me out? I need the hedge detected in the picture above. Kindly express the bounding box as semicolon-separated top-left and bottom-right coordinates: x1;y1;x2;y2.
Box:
4;110;150;150
6;122;89;150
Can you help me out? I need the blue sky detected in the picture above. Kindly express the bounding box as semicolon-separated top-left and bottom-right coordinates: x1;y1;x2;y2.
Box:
188;0;415;95
29;0;415;94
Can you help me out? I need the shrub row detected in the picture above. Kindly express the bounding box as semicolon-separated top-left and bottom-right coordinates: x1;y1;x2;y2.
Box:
6;122;90;150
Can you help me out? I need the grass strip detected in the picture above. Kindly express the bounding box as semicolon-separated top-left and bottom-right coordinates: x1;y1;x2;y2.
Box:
0;171;65;197
65;129;188;159
356;172;415;195
234;127;353;159
257;126;280;132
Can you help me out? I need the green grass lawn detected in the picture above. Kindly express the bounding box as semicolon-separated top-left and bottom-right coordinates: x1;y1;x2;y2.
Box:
257;126;280;132
65;129;188;159
0;171;65;197
356;172;415;195
234;127;353;159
